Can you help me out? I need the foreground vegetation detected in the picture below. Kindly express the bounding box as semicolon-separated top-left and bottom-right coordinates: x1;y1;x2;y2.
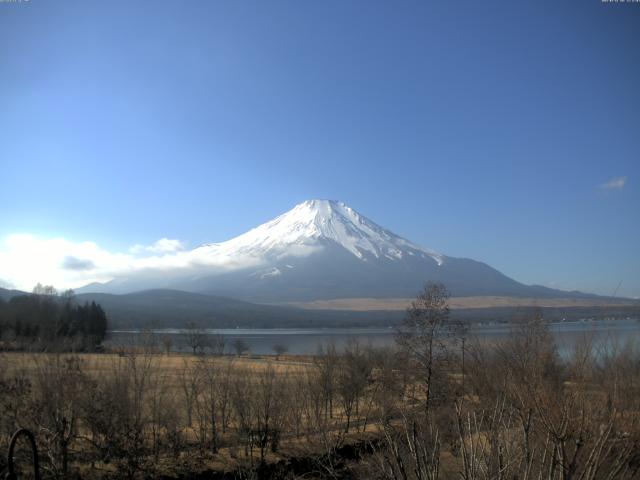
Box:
0;285;638;479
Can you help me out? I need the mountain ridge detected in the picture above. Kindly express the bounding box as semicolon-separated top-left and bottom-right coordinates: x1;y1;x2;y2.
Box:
77;200;612;302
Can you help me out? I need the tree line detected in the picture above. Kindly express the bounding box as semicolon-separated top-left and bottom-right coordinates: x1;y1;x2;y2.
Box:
0;284;108;349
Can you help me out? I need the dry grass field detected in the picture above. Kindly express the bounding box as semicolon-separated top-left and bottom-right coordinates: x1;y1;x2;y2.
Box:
1;351;313;377
281;295;639;311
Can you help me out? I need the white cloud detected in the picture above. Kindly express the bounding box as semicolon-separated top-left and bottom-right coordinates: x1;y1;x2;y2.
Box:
129;238;185;255
0;234;131;292
0;234;265;292
600;176;627;190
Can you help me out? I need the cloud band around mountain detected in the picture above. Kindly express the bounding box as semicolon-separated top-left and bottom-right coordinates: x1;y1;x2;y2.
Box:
0;234;265;292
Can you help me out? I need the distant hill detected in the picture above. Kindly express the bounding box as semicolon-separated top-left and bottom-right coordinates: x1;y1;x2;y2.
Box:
76;289;401;329
0;287;25;301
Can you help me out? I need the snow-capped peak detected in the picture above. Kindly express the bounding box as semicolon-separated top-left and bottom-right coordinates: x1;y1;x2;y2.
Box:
198;200;443;265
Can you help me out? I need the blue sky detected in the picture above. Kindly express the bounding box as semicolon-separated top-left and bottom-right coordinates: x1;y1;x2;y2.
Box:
0;0;638;297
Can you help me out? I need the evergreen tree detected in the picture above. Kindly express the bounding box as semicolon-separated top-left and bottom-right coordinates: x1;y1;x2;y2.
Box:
1;286;109;349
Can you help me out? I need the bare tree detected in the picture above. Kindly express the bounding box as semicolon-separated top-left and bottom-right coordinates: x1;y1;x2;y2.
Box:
160;334;173;355
218;358;235;434
336;340;371;433
396;282;463;414
211;333;226;356
230;368;256;458
185;322;208;355
32;283;58;296
195;355;228;453
146;356;175;462
233;338;250;357
374;410;441;480
272;343;288;360
252;365;287;460
178;359;200;428
78;350;156;479
31;354;86;478
315;342;338;421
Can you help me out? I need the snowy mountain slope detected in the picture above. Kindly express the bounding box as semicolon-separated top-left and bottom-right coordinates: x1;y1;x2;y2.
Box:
193;200;443;265
78;200;597;302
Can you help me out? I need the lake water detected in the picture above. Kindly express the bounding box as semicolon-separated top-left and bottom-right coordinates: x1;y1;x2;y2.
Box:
107;318;640;356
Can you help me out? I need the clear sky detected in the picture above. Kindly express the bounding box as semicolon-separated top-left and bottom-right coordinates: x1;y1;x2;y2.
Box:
0;0;638;297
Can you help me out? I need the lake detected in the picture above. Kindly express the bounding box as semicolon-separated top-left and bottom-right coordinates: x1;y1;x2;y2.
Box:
107;318;640;356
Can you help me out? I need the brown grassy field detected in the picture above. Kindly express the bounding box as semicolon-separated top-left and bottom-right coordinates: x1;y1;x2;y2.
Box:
1;351;313;376
280;295;639;311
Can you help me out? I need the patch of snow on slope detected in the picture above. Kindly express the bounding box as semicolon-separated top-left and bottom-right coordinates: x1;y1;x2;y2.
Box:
250;267;282;279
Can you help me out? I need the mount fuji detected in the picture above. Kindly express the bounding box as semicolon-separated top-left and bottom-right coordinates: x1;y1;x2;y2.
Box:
79;200;594;302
